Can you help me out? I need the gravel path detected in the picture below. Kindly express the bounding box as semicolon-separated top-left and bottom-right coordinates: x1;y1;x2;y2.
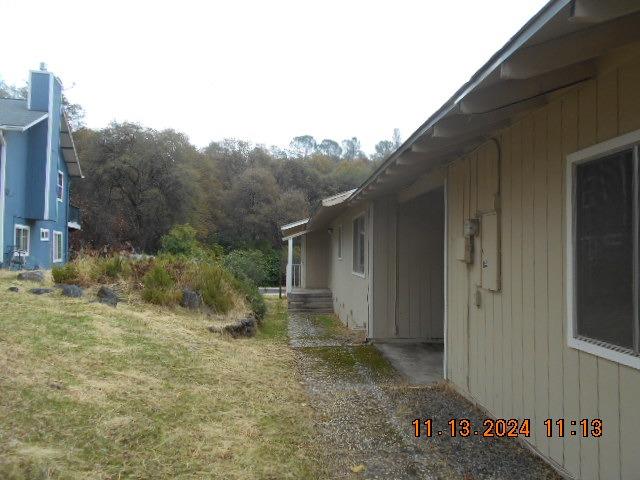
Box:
290;311;562;480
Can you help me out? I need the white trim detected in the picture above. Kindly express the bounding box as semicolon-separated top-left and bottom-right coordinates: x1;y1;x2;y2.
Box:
0;114;49;133
40;228;50;241
14;224;30;256
351;212;366;277
56;170;64;202
282;230;309;241
0;132;5;263
52;230;63;263
281;218;309;231
567;128;640;165
43;73;53;220
22;113;48;131
568;336;640;370
566;129;640;369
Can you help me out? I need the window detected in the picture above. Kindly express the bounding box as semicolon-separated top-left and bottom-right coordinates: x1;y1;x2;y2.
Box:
567;130;640;369
40;228;50;241
14;225;30;256
53;231;63;263
57;171;64;201
337;225;343;259
352;215;365;275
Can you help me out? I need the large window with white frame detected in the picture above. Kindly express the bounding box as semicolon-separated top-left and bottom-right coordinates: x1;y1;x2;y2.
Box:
14;224;30;256
567;130;640;369
352;215;365;275
57;170;64;201
53;231;63;263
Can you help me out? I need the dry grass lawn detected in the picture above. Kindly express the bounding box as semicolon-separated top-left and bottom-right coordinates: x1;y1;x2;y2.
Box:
0;272;322;479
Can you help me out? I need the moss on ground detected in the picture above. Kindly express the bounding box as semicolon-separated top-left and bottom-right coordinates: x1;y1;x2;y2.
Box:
304;345;396;379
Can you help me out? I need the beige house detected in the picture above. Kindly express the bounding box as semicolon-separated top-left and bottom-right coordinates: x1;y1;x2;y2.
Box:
282;1;640;478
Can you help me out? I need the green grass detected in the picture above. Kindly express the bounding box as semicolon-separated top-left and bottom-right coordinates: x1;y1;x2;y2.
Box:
305;345;395;379
0;275;322;479
257;297;289;341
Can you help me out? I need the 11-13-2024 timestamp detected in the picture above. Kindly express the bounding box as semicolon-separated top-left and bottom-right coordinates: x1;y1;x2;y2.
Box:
412;418;603;438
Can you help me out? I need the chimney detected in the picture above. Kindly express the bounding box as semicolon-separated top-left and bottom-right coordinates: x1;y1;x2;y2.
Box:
28;64;52;111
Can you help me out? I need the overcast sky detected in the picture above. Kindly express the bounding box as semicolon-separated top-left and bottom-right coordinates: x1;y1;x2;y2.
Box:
1;0;548;154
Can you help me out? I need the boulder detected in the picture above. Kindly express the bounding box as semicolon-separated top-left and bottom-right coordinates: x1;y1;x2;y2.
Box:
17;271;44;283
7;286;19;292
29;288;53;295
209;316;257;338
181;288;203;310
61;284;83;298
97;286;119;307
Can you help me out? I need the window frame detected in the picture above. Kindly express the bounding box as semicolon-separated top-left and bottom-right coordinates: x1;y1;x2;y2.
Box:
352;214;366;277
14;224;30;256
337;225;343;260
56;170;64;202
566;128;640;370
40;228;50;241
52;230;63;263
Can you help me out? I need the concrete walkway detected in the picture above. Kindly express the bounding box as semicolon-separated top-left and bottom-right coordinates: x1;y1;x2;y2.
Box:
376;343;443;384
289;311;562;480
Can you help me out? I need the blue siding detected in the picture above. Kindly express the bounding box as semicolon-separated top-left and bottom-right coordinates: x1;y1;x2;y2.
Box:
25;120;47;219
2;72;73;269
29;71;49;111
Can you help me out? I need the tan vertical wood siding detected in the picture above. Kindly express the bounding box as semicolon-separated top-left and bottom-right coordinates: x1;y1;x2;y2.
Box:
445;53;640;479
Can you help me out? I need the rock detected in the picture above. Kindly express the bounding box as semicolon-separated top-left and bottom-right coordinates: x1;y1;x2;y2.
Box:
17;271;44;282
181;288;203;310
7;286;19;292
61;284;83;298
209;316;257;338
97;286;119;307
29;288;53;295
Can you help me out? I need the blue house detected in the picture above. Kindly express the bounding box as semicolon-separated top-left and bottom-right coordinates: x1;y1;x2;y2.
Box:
0;67;82;269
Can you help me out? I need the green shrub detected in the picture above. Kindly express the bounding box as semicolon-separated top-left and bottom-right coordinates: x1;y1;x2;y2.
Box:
52;263;80;284
160;224;203;257
232;276;266;321
224;250;277;285
195;264;233;313
142;265;181;305
100;256;130;279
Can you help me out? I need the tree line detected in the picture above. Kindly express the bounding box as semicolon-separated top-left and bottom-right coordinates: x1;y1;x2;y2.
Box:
1;79;401;255
71;125;402;254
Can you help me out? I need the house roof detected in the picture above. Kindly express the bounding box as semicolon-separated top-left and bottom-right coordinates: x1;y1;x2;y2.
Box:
350;0;640;203
60;111;83;178
0;98;48;131
283;0;640;236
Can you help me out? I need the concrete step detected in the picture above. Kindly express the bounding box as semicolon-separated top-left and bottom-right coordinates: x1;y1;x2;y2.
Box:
288;308;334;314
288;300;333;307
287;294;332;301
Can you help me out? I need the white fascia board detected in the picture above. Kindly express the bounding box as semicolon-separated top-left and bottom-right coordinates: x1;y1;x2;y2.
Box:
281;218;309;231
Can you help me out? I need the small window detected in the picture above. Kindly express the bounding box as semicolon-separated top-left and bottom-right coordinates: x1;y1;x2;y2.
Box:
352;215;365;275
53;231;63;263
40;228;50;241
57;171;64;201
337;225;343;259
14;224;30;256
567;130;640;369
